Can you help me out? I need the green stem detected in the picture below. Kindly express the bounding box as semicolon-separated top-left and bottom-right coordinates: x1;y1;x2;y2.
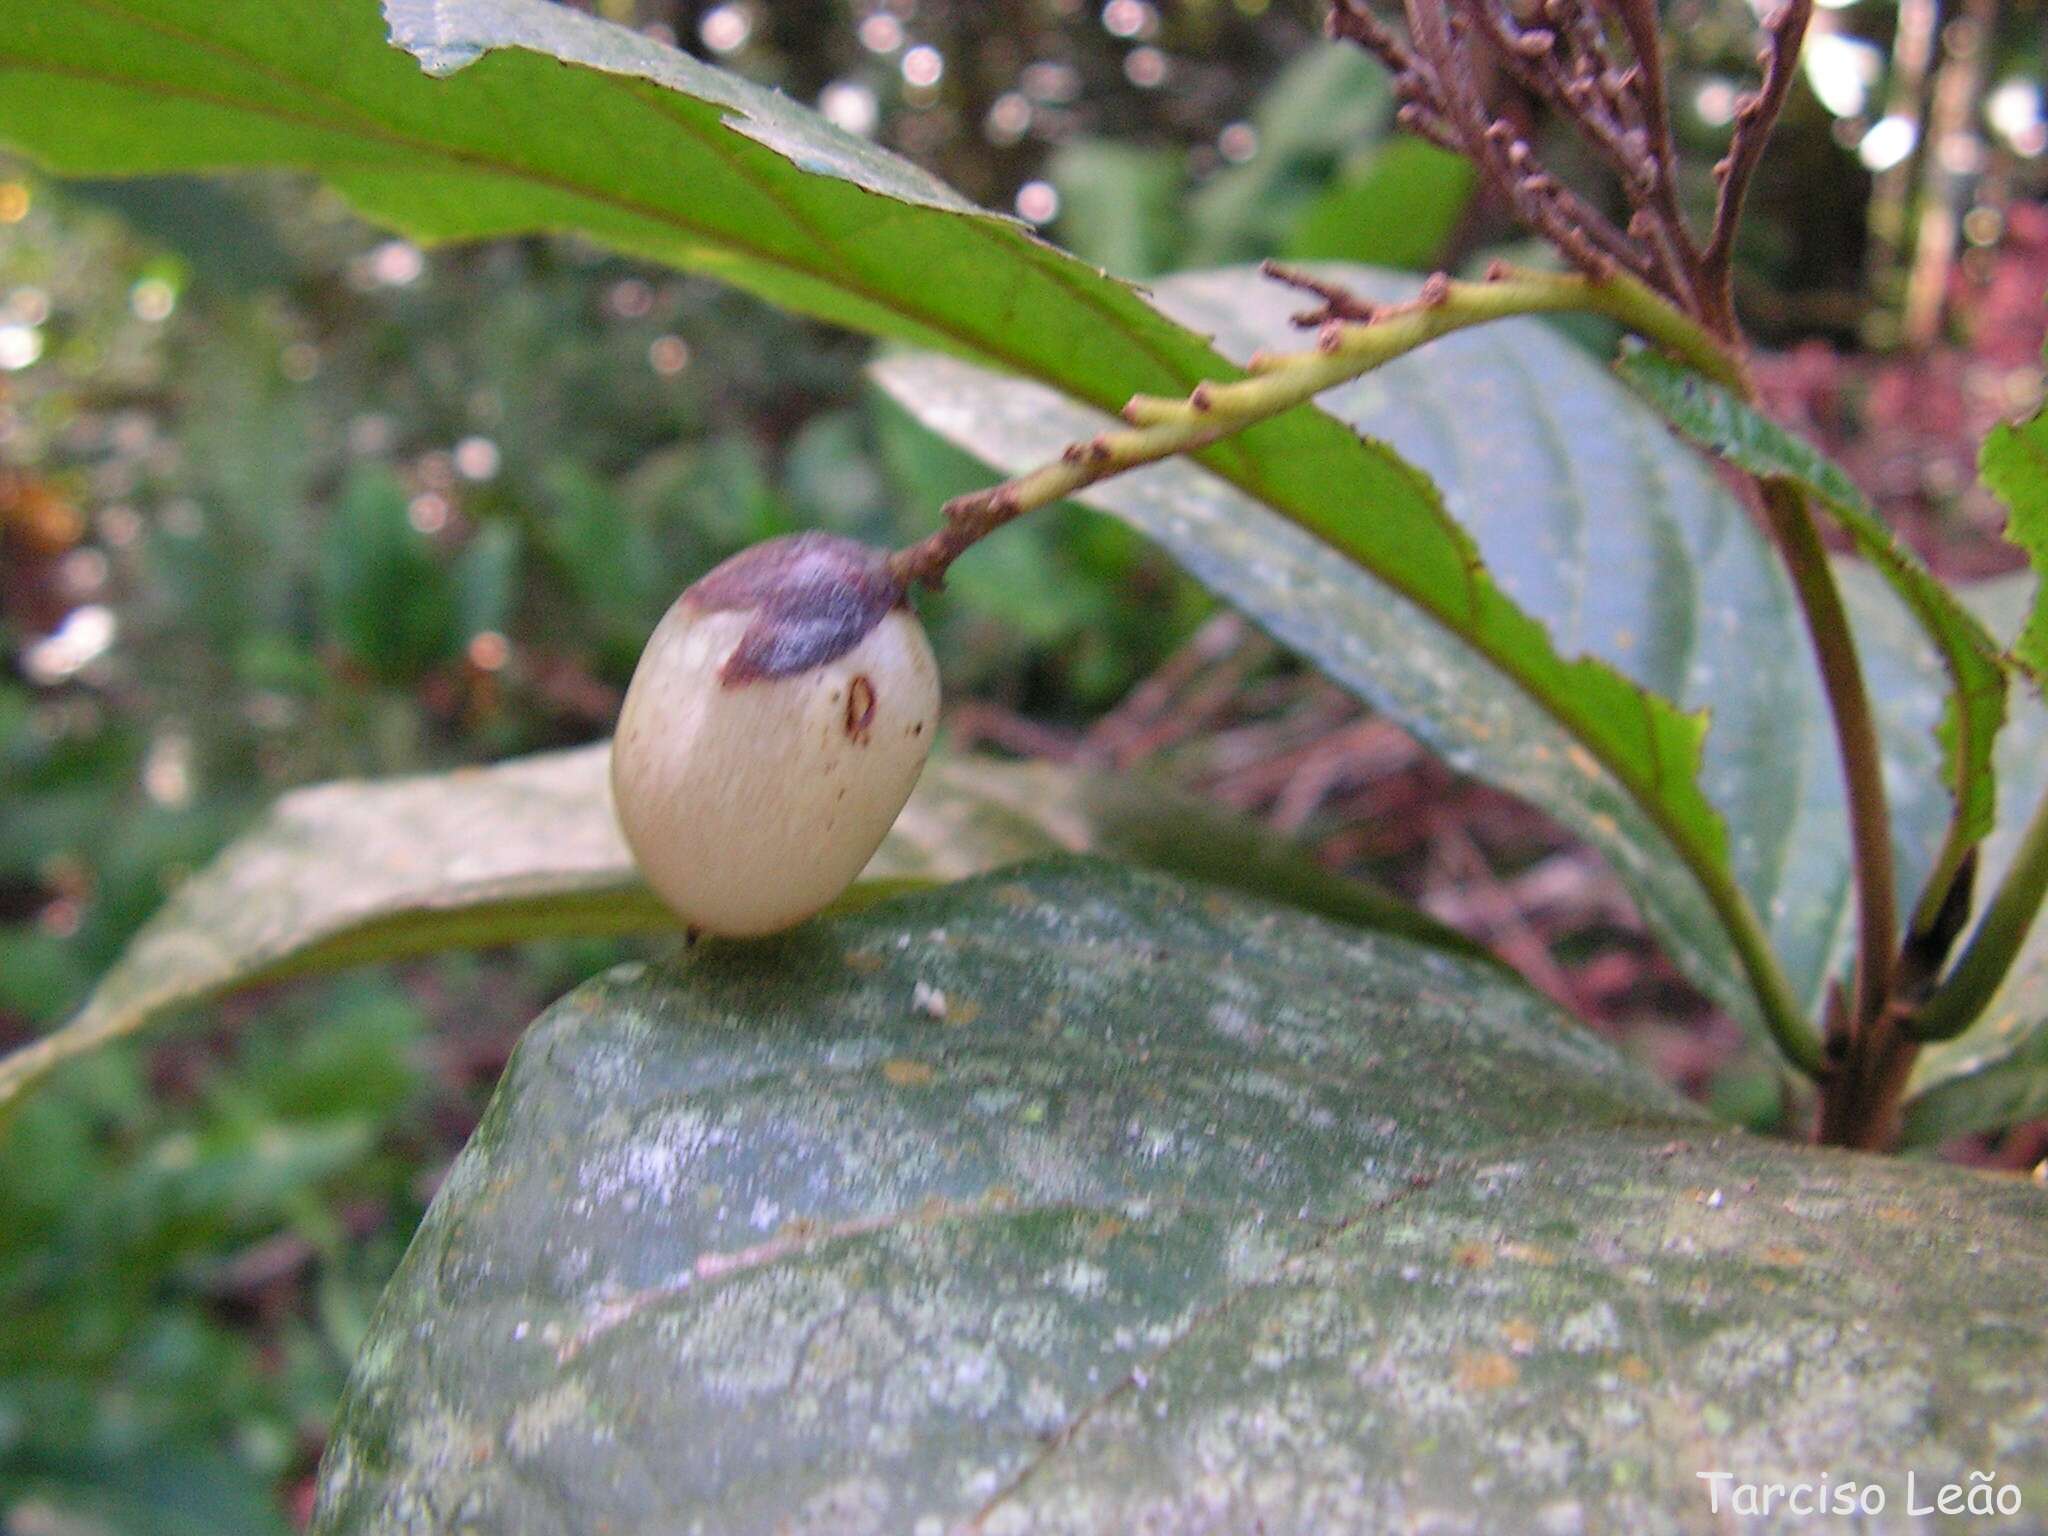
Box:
890;266;1825;1078
1909;787;2048;1041
888;267;1743;589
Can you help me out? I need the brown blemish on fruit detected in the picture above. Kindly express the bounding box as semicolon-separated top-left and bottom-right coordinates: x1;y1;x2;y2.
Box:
845;674;877;743
700;532;905;685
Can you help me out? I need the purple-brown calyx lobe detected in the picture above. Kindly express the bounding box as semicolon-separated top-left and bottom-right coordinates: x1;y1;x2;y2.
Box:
686;532;908;687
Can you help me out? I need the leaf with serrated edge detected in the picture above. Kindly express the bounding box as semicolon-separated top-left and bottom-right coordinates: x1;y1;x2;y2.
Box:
0;4;1739;1043
311;860;2048;1533
1979;370;2048;683
0;0;1211;395
1902;572;2048;1141
1619;349;2009;881
0;749;1474;1113
878;268;1958;1047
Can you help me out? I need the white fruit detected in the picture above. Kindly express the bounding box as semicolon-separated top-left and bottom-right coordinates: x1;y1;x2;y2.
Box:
610;575;938;937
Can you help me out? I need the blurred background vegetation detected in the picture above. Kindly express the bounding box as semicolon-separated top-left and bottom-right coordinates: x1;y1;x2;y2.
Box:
1;0;2042;1527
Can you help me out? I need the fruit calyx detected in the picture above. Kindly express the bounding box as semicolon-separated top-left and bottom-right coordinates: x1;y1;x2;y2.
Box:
685;531;907;687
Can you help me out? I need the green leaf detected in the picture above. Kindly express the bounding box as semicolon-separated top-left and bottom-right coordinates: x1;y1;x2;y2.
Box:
1281;138;1477;271
1184;44;1392;265
317;469;461;685
876;267;1941;1056
1619;349;2010;876
454;520;522;641
0;0;1224;413
62;174;295;291
0;11;1766;1036
1046;139;1186;279
0;748;1470;1115
539;461;654;616
311;861;2048;1533
1609;371;2048;1143
12;1447;293;1536
1904;1029;2048;1145
1902;572;2048;1142
1980;369;2048;682
536;459;673;673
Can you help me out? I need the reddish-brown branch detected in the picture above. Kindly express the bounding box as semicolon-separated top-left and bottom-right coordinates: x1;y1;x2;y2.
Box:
1702;0;1814;333
1328;0;1814;339
1463;4;1651;198
1816;1007;1919;1150
1612;0;1698;267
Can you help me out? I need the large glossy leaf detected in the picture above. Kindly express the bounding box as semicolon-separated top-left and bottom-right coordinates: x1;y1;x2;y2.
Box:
0;3;1740;1061
877;267;1955;1050
1902;573;2048;1142
0;747;1468;1114
1619;349;2010;872
312;861;2048;1533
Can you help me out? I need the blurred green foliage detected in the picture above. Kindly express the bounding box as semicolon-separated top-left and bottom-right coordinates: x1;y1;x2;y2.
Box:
0;160;1222;1522
1045;41;1478;279
0;982;424;1535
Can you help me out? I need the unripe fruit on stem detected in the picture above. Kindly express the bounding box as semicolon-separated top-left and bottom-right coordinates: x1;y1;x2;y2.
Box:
610;533;939;937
